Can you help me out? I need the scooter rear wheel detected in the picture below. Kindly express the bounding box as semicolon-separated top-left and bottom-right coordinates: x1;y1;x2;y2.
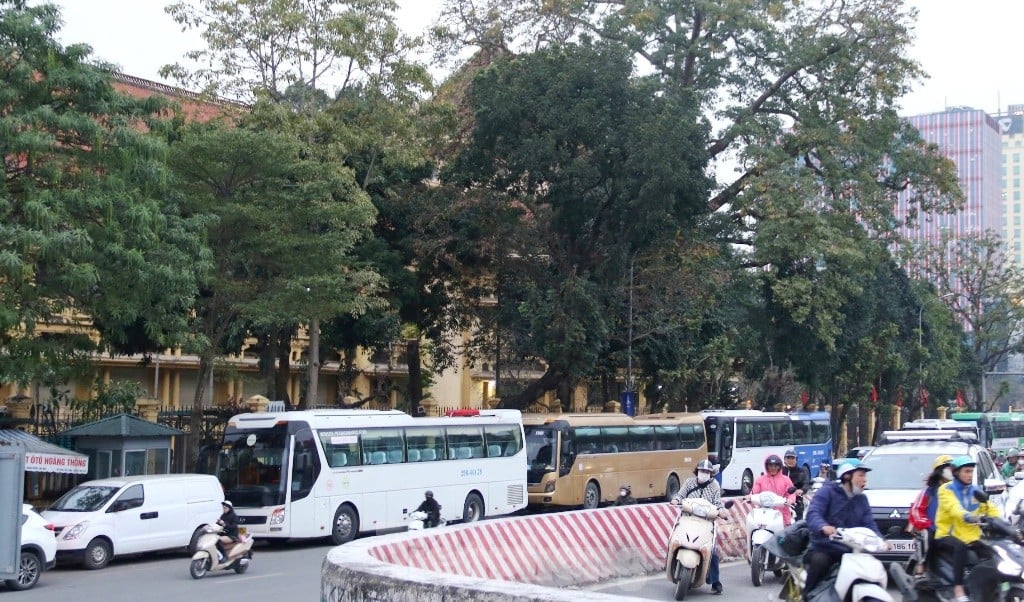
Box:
234;558;249;574
190;557;210;579
1007;587;1024;602
674;566;693;601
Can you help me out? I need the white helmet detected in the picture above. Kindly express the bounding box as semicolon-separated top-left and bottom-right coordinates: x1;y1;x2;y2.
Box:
836;461;870;480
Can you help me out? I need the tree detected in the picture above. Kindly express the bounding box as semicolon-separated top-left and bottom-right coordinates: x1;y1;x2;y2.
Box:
434;0;962;406
167;115;380;459
0;1;208;387
446;42;712;408
904;230;1024;409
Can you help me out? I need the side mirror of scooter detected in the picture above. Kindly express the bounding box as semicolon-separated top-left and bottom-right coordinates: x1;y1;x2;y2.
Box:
723;500;734;510
974;489;990;504
786;486;797;495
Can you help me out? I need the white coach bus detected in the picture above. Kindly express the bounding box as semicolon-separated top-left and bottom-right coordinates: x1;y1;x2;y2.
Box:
203;408;526;544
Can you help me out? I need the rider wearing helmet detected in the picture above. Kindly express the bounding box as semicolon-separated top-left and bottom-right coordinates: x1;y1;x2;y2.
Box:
803;459;883;597
671;459;724;595
215;500;239;562
781;449;810;519
751;454;796;525
908;455;954;577
935;455;1000;602
614;484;637;506
416;490;442;528
1003;448;1021;479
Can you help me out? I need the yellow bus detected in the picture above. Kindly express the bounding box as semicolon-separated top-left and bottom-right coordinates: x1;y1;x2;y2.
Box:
524;413;708;508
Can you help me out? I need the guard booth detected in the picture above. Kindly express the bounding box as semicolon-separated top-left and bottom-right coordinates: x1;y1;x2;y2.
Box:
0;442;26;583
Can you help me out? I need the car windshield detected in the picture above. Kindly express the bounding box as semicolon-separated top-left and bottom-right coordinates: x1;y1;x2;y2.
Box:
49;485;120;512
861;453;937;489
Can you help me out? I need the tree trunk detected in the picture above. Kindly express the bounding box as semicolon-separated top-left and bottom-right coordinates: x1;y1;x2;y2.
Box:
276;329;292;406
505;369;563;410
260;333;275;399
306;319;320;410
406;339;422;407
187;353;213;472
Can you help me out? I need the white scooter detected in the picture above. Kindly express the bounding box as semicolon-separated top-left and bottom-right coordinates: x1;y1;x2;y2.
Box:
665;498;733;600
822;527;894;602
407;509;446;531
189;524;254;579
745;490;791;586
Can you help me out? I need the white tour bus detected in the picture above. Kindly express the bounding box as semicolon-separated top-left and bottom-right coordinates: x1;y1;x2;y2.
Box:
204;408;527;544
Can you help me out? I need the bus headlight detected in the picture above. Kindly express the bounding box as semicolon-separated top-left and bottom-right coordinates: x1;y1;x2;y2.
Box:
270;507;286;525
544;482;555;493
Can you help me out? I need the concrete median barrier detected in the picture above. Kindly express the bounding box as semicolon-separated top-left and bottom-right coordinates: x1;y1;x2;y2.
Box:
322;498;753;601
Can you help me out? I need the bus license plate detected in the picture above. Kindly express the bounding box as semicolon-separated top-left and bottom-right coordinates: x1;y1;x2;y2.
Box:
888;539;916;552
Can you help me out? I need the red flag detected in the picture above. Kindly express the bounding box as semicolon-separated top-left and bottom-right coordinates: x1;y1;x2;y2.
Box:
956;389;965;408
920;387;929;408
896;386;903;408
870;385;879;403
801;390;809;406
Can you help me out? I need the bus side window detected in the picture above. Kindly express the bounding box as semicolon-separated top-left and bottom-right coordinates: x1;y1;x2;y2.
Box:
291;430;321;501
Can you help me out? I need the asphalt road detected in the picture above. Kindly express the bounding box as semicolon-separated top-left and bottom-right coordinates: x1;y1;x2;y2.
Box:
4;538;909;601
588;560;908;601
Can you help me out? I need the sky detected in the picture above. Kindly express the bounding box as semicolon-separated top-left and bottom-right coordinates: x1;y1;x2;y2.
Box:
47;0;1024;118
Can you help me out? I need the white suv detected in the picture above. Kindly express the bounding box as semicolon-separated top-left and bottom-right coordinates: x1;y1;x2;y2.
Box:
5;504;57;591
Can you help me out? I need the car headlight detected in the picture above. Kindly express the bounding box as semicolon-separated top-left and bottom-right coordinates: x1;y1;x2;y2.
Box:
62;521;88;541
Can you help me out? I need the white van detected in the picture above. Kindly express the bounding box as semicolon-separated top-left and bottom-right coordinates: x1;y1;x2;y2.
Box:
42;474;223;569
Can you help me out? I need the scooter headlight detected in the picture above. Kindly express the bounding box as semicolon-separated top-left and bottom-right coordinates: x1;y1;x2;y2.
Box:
995;546;1023;576
691;504;709;518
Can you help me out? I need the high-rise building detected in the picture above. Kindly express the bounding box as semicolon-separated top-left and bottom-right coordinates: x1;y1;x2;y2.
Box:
993;105;1024;267
896;107;1003;249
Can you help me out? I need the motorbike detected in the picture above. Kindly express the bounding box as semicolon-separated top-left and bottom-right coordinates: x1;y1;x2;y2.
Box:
189;524;254;579
746;490;793;586
407;509;446;530
767;526;893;602
665;498;733;600
890;514;1024;602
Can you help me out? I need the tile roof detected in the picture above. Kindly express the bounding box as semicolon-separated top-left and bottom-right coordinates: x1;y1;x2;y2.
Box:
61;414;184;438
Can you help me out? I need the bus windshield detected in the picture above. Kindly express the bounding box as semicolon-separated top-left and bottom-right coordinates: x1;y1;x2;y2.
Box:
214;423;290;507
526;426;557;484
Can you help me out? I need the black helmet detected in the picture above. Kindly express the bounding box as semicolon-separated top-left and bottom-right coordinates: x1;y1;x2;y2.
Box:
425;490;434;498
620;485;632;494
765;454;783;469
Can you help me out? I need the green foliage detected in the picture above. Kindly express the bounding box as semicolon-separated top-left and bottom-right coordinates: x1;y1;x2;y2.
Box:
0;1;209;386
447;42;712;406
72;379;146;422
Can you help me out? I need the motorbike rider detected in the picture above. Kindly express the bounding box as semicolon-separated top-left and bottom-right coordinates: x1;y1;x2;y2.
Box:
750;454;796;525
416;490;442;528
934;455;1001;602
803;460;884;597
614;484;637;506
216;500;240;563
781;449;809;520
1003;448;1021;479
908;454;954;578
671;459;724;595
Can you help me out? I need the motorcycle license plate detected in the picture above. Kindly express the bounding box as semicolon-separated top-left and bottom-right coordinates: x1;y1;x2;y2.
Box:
888;539;916;552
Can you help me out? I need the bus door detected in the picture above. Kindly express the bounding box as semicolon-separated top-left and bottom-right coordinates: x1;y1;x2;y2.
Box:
717;419;734;480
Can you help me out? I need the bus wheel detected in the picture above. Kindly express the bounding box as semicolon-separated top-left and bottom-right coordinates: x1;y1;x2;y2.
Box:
583;481;601;509
740;470;754;496
331;505;359;545
463;493;485;523
665;474;681;501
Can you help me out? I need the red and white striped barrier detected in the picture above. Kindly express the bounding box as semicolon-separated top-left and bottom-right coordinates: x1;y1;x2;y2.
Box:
368;498;754;588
